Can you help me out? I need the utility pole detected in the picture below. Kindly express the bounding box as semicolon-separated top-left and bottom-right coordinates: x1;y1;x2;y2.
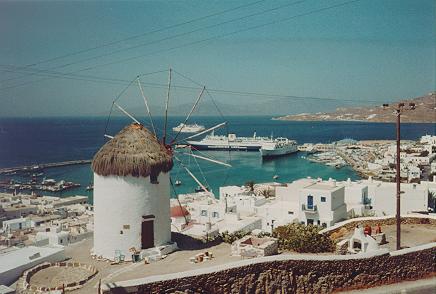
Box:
383;102;415;250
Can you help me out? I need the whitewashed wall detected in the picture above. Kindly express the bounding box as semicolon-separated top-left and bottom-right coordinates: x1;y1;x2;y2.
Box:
93;172;171;260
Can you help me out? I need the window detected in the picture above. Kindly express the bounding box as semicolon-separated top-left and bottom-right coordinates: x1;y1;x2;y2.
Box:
307;195;314;209
288;211;294;215
322;223;327;228
321;197;326;202
150;173;159;184
123;225;130;230
212;212;219;218
201;210;207;216
317;220;321;225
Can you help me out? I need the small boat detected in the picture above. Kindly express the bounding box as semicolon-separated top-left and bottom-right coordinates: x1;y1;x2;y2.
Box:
273;175;279;180
175;180;182;186
172;123;205;133
86;184;94;191
194;186;209;192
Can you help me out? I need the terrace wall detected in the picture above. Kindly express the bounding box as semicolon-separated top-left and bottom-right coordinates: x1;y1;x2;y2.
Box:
102;243;436;294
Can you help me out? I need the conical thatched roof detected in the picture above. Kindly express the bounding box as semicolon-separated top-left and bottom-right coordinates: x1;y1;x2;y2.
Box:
92;123;173;178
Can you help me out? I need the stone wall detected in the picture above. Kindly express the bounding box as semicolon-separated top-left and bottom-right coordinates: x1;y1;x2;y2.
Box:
16;262;98;294
102;243;436;294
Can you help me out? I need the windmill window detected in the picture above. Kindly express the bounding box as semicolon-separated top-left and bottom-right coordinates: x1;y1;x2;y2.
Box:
150;173;159;184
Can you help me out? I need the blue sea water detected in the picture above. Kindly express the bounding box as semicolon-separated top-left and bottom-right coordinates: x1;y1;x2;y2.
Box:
0;116;434;202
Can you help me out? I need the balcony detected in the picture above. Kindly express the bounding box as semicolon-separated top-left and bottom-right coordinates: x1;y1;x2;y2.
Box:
302;204;318;213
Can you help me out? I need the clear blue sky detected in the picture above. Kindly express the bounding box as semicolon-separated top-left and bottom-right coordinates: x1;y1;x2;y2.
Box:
0;0;434;117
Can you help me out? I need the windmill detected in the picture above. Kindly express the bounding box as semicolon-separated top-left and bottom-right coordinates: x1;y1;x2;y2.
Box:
103;68;231;198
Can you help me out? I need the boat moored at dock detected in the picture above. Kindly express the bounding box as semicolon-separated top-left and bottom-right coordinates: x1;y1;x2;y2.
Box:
187;132;274;151
260;138;298;158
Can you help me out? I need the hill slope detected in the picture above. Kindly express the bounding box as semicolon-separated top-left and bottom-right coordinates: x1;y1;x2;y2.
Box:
275;93;435;123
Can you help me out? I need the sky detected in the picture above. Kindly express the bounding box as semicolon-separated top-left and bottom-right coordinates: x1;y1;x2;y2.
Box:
0;0;434;117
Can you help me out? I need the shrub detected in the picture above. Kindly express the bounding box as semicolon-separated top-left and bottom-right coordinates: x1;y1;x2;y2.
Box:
272;223;335;253
220;230;250;243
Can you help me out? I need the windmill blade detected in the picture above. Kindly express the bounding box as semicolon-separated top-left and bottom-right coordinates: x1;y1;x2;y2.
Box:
181;152;231;167
170;178;189;225
137;77;157;136
174;121;227;144
113;102;142;125
174;156;212;196
104;134;114;139
171;86;206;143
162;68;172;144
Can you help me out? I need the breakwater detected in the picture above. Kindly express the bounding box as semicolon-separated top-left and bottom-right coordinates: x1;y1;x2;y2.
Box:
0;160;92;175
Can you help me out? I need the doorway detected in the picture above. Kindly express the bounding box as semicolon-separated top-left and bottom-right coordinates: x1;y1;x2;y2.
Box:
141;215;155;249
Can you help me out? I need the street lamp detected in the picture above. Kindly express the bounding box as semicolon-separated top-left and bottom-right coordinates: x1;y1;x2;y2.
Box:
383;102;415;250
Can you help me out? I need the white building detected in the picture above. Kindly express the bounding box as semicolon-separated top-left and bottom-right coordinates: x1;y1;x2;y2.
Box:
91;124;174;261
254;179;312;232
2;218;33;233
170;206;191;232
0;245;65;286
363;178;428;216
431;162;436;174
420;134;436;145
298;179;347;227
342;179;369;216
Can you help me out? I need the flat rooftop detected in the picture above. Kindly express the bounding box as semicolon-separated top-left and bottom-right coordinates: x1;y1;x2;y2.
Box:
0;246;64;273
305;182;342;191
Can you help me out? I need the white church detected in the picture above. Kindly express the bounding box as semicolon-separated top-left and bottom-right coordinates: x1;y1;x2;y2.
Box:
91;123;174;261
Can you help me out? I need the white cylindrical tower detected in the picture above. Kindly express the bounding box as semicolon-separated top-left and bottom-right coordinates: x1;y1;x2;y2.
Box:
91;123;173;260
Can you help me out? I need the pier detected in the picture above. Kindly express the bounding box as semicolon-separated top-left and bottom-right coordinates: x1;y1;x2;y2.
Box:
0;160;92;175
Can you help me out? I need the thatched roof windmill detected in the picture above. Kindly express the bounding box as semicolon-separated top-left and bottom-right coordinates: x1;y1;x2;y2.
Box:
92;123;173;181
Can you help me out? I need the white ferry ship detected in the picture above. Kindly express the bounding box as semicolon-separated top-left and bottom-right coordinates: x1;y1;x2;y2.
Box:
172;123;205;133
187;132;273;151
260;138;298;158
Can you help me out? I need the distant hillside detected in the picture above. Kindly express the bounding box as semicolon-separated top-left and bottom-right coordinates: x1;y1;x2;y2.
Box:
108;97;346;117
275;93;436;123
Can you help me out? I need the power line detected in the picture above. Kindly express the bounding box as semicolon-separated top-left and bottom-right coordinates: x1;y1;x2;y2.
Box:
0;0;362;93
0;66;378;104
1;0;304;85
1;0;267;79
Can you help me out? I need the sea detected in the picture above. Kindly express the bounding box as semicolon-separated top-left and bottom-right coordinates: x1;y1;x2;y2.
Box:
0;116;434;203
